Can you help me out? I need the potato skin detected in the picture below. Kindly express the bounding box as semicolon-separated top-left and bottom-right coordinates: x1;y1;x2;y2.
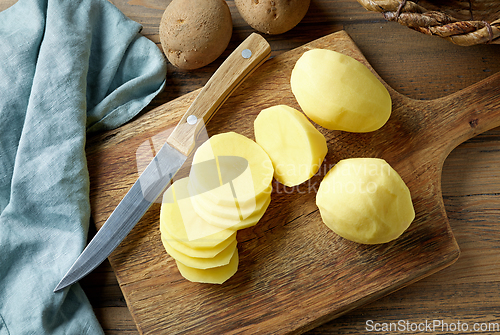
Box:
234;0;310;35
159;0;232;70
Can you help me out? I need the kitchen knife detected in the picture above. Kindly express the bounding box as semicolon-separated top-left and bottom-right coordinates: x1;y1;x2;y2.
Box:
54;33;271;292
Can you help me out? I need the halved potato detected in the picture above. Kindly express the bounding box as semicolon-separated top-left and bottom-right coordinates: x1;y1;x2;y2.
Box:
254;105;328;186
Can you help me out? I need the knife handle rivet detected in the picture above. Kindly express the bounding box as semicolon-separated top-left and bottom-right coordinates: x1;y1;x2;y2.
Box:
187;115;198;125
242;49;252;59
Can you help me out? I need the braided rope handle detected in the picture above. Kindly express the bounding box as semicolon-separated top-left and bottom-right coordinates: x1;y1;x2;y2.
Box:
356;0;500;46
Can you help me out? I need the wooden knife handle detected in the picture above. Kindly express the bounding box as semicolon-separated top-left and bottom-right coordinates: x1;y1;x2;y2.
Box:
166;33;271;156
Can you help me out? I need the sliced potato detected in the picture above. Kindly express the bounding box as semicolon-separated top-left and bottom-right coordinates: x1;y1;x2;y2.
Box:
190;132;274;207
254;105;328;186
162;237;237;269
192;193;271;230
176;249;239;284
160;178;236;249
190;182;272;221
160;224;236;258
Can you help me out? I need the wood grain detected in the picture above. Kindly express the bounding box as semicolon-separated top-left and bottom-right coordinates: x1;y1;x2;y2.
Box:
83;28;499;334
3;0;500;334
83;1;500;333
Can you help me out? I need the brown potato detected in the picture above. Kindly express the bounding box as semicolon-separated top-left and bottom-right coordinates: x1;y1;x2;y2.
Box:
234;0;310;35
159;0;232;70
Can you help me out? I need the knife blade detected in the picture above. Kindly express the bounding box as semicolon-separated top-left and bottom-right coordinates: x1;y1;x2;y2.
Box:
54;33;271;292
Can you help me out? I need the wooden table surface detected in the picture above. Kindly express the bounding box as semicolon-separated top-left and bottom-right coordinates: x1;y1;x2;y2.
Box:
3;0;500;334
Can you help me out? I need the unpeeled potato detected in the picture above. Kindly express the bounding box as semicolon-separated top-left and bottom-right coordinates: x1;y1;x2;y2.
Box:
159;0;232;70
234;0;310;35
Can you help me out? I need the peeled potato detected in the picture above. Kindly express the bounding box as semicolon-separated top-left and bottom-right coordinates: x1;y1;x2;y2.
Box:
176;249;239;284
316;158;415;244
190;132;274;207
160;178;236;249
291;49;392;132
234;0;310;35
159;0;232;70
254;105;328;186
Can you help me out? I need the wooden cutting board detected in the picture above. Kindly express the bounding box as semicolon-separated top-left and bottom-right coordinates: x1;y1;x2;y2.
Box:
86;30;500;334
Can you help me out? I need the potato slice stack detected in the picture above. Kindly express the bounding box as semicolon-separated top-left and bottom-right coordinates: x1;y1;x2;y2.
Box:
188;132;274;231
160;132;274;284
160;178;239;284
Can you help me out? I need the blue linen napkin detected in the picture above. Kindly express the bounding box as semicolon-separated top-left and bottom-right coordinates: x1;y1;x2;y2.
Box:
0;0;167;333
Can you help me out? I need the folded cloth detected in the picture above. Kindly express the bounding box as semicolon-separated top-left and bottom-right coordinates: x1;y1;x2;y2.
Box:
0;0;166;333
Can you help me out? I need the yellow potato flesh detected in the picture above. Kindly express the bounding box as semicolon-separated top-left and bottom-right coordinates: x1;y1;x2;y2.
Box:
254;105;328;186
160;178;235;249
291;49;392;132
188;170;239;208
192;193;271;230
176;249;239;284
162;236;237;269
316;158;415;244
189;182;272;221
190;132;274;206
160;224;236;258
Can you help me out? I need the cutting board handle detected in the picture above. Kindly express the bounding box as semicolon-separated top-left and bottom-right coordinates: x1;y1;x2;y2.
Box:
421;71;500;159
166;33;271;156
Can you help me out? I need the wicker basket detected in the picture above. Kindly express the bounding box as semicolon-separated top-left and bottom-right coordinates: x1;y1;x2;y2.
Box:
356;0;500;46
